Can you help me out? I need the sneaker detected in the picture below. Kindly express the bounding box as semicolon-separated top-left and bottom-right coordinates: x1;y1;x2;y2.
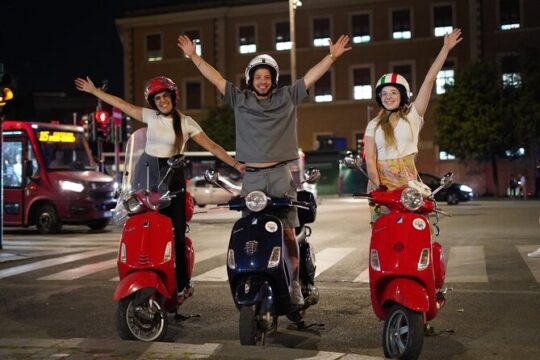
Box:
528;248;540;258
290;280;304;306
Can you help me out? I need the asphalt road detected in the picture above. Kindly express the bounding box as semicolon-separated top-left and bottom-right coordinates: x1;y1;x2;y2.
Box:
0;198;539;359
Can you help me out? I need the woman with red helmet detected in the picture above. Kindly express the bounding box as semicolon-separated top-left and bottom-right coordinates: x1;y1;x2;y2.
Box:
364;29;462;197
75;75;244;302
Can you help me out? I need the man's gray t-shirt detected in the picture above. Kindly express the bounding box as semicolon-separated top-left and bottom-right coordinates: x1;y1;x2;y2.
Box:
224;79;308;163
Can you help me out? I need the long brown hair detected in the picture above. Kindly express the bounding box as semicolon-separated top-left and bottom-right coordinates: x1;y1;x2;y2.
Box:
374;106;411;149
171;109;184;154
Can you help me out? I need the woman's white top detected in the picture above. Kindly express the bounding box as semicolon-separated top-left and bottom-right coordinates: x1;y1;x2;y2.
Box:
364;104;424;160
142;108;203;157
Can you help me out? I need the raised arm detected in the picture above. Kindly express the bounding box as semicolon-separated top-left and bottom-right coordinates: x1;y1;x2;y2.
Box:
414;28;462;117
75;77;143;121
191;131;245;174
303;35;351;88
177;35;227;96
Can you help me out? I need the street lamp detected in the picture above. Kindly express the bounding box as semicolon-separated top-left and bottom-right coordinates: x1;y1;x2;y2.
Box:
289;0;302;82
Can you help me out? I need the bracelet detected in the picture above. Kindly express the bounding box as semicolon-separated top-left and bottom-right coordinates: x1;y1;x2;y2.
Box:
233;161;238;168
328;53;335;61
196;58;203;68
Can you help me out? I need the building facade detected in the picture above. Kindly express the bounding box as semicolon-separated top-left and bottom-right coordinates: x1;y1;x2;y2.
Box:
116;0;540;196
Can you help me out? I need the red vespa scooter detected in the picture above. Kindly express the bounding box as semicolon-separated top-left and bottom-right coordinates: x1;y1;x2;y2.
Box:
344;153;452;360
112;128;195;342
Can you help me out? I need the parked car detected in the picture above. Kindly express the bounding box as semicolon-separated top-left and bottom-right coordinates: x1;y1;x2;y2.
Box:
186;176;241;207
419;172;474;205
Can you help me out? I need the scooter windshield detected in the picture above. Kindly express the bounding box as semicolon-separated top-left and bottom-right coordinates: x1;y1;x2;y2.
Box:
113;128;169;224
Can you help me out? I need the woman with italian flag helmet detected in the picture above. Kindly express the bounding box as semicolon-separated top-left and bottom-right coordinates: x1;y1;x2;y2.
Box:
363;29;462;195
75;75;244;303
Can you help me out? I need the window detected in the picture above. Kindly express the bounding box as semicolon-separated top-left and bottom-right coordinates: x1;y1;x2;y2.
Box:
313;18;331;47
433;5;453;37
185;30;202;56
501;55;521;88
355;132;365;153
439;151;456;160
185;81;202;109
146;34;163;62
353;68;372;100
314;72;332;102
2;141;23;187
392;64;413;92
436;60;455;94
500;0;520;30
239;25;256;54
352;14;371;44
392;9;411;39
279;74;291;88
275;21;291;51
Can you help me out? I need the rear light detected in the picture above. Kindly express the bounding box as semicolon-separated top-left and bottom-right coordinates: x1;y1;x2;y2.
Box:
370;249;381;271
418;248;430;270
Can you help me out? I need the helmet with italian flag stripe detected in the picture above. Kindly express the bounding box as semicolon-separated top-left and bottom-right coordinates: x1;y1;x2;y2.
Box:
375;73;411;109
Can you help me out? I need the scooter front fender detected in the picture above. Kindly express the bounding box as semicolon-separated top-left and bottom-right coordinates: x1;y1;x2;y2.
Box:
381;278;429;314
113;271;171;302
235;278;273;312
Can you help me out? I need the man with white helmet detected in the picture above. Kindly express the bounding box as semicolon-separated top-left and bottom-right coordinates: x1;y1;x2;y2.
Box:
178;34;351;305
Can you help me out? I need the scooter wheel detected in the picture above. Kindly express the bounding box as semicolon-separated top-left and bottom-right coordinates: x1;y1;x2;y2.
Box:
239;305;265;346
116;295;168;342
382;304;424;360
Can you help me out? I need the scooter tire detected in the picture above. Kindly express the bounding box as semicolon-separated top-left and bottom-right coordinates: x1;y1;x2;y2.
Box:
116;295;168;342
383;304;424;360
239;305;264;346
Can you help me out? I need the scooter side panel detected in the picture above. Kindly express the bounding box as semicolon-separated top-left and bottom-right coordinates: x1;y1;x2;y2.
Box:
113;270;171;301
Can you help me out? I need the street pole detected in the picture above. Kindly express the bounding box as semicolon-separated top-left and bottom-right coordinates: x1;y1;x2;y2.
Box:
289;0;297;82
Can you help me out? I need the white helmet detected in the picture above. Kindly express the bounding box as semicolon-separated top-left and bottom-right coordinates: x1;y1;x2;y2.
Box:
375;73;411;109
245;54;279;90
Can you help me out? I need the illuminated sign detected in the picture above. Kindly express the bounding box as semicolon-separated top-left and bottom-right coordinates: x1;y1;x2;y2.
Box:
38;131;76;143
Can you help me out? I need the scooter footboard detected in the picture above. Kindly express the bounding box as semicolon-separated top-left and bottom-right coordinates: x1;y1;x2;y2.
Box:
380;278;429;315
113;271;171;301
234;277;274;312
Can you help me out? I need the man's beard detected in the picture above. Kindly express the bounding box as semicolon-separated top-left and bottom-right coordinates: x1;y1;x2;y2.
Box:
253;88;271;97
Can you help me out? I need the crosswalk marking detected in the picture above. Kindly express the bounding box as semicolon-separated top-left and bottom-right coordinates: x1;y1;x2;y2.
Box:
38;259;118;281
516;245;540;283
0;248;117;279
445;246;489;283
315;248;355;277
192;266;228;282
353;268;369;283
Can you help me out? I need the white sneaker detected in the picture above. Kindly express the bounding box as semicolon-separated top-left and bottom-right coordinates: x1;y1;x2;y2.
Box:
528;248;540;258
290;280;304;306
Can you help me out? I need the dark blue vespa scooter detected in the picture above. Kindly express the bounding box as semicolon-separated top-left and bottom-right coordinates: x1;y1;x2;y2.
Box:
205;169;320;345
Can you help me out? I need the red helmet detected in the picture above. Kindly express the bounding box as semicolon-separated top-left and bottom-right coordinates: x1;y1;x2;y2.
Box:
144;76;179;108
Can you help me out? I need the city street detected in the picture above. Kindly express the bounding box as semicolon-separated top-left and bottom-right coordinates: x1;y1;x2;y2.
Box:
1;198;539;359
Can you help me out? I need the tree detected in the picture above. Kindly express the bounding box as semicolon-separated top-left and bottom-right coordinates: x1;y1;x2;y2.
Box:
434;62;508;195
191;105;236;151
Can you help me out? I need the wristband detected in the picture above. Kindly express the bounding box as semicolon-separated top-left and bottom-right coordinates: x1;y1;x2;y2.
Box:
329;53;335;61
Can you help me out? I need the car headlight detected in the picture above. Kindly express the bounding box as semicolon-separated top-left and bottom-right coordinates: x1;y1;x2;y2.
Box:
245;190;268;212
123;194;143;215
59;180;85;192
400;187;423;211
460;185;473;193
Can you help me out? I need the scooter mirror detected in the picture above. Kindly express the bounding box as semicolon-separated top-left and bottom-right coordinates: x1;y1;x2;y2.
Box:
343;152;363;170
304;168;321;184
440;172;454;188
204;169;219;184
167;154;186;169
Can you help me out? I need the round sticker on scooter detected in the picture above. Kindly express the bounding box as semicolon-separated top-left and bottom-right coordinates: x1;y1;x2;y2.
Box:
412;218;426;231
265;221;278;233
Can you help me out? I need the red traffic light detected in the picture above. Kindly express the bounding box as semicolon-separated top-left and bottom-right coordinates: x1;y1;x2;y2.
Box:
95;111;110;124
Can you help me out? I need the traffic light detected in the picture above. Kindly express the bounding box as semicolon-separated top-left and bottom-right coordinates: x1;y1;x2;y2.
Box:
0;72;14;108
95;111;111;140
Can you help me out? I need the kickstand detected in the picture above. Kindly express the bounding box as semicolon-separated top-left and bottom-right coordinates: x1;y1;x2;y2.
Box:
174;313;200;322
295;320;325;330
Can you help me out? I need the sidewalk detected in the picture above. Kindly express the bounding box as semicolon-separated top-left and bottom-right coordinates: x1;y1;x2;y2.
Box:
0;338;384;360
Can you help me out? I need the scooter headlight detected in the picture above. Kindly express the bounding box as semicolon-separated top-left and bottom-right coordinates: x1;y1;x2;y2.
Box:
245;190;269;212
123;194;143;215
400;187;423;211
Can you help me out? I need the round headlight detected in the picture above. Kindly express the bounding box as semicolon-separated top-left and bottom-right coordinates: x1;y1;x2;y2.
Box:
123;194;143;214
400;187;423;211
245;190;269;212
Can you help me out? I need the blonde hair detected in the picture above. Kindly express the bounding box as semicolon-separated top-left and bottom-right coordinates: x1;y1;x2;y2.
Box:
374;106;412;149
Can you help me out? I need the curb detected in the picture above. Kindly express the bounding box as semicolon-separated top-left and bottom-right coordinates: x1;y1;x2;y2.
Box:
0;338;384;360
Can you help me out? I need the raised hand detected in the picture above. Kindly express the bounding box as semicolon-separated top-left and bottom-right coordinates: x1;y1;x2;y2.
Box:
177;35;196;58
74;76;97;94
329;35;352;59
443;28;462;51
